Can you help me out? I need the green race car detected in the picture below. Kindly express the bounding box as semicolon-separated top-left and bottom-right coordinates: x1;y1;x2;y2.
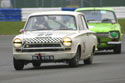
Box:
75;8;122;54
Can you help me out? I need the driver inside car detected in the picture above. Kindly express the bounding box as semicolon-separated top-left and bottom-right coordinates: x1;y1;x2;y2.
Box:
35;17;50;30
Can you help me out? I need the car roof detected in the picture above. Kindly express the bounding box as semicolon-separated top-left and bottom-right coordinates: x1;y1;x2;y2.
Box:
29;11;83;17
75;7;114;12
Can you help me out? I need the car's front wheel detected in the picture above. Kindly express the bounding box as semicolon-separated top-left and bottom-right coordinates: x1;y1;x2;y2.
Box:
13;58;24;70
84;50;93;65
68;48;80;67
113;44;121;54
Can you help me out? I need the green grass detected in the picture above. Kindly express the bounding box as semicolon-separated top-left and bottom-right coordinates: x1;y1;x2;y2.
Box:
0;22;25;35
0;19;125;35
118;19;125;34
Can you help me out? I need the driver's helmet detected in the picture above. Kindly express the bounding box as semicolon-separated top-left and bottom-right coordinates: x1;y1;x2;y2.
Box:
36;16;46;24
62;16;71;23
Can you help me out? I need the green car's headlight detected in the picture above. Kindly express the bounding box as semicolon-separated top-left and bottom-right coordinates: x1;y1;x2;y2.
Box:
13;38;22;48
63;37;72;47
109;31;119;38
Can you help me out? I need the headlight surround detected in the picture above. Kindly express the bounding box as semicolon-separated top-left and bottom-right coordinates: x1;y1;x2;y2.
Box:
13;38;22;48
63;37;72;47
109;31;119;39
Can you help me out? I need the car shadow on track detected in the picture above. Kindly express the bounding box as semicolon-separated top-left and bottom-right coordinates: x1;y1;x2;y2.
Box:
95;51;114;55
95;50;124;55
22;62;88;71
16;61;109;71
21;62;108;71
24;64;70;71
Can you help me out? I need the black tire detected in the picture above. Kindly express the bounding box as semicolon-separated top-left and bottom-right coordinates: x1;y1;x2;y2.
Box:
13;58;24;70
113;44;121;54
68;48;80;67
32;62;41;68
84;51;93;65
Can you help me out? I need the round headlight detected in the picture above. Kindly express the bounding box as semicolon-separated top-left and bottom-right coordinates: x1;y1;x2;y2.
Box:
110;31;119;38
13;38;22;48
63;37;72;47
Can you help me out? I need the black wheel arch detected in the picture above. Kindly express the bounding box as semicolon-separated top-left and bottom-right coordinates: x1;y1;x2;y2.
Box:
77;45;81;58
93;46;95;53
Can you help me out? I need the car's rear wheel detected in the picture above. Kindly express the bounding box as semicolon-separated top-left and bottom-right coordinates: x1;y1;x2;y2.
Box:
32;62;41;68
84;49;94;65
13;58;24;70
68;48;80;67
113;44;121;54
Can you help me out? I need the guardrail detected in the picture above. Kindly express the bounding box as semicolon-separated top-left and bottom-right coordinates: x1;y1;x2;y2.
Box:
112;7;125;18
0;7;125;21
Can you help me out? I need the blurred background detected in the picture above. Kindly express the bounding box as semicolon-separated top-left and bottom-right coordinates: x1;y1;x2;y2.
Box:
1;0;125;8
0;0;125;35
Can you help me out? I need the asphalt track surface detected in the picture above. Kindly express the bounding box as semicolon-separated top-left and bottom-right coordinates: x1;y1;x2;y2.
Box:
0;35;125;83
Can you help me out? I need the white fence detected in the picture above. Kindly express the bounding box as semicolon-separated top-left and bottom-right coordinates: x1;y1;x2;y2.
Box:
22;8;61;21
112;7;125;19
22;7;125;21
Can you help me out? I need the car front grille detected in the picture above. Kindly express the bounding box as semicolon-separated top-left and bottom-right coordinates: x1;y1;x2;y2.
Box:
21;48;71;52
96;32;109;37
24;44;61;48
16;37;69;52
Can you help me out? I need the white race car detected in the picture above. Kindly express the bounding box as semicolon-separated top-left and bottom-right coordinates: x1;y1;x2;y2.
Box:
13;11;97;70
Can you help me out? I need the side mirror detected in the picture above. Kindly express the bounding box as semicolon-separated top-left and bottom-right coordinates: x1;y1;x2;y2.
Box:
20;29;25;33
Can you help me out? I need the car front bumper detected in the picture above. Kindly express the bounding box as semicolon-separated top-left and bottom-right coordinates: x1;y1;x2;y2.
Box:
98;41;121;50
107;41;121;45
13;51;76;61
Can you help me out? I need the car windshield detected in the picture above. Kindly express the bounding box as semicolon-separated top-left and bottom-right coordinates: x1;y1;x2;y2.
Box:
25;15;77;31
80;10;117;23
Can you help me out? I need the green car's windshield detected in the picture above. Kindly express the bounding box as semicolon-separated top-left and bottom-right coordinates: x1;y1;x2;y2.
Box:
25;15;77;31
80;10;117;23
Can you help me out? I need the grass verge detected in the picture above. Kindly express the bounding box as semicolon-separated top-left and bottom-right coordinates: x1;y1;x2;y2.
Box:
0;22;25;35
0;19;125;35
118;19;125;34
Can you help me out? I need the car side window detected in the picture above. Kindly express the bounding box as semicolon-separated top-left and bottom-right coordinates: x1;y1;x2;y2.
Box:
78;15;85;30
80;15;89;29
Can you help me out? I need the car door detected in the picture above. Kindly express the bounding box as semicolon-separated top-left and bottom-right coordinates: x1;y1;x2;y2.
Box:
78;15;91;58
80;15;96;55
